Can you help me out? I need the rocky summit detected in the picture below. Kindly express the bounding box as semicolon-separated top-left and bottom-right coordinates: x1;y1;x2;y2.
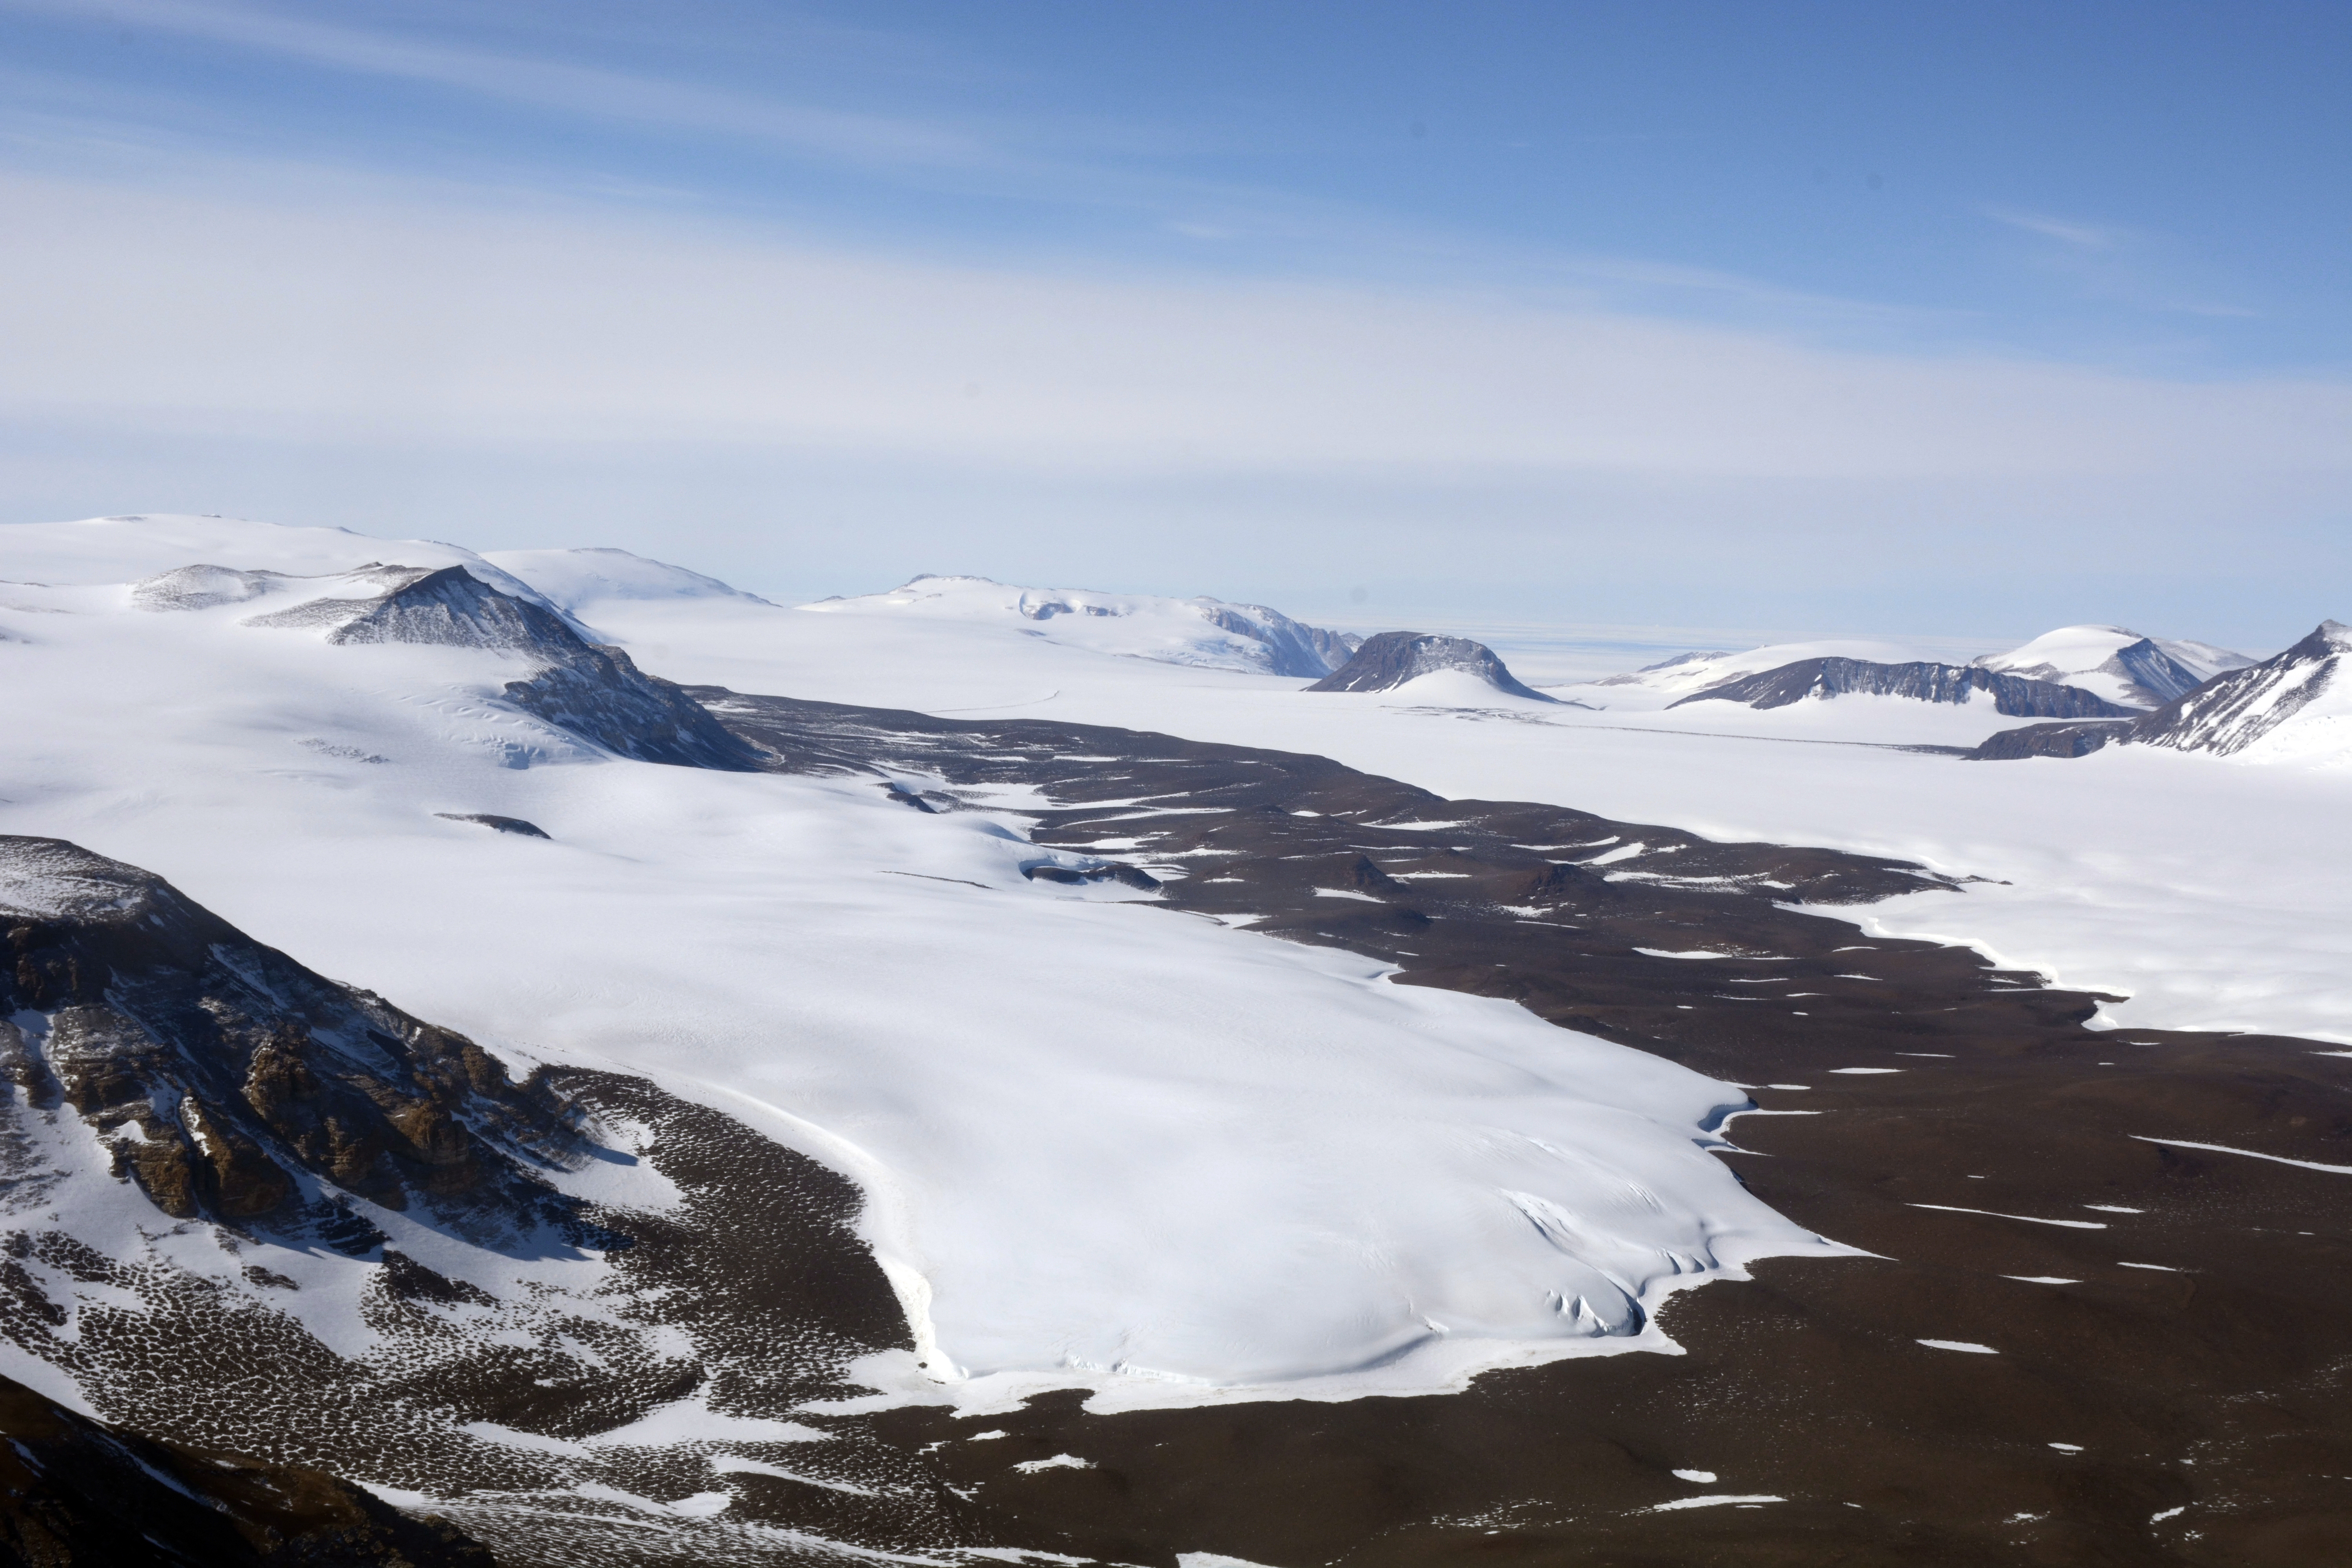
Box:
1306;630;1555;700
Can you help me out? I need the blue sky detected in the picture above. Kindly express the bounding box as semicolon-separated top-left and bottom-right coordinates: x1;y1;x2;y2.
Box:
1;0;2347;646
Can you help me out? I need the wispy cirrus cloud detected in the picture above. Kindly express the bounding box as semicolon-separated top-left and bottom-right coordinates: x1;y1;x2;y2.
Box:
1984;204;2254;319
1985;207;2125;250
0;0;1021;171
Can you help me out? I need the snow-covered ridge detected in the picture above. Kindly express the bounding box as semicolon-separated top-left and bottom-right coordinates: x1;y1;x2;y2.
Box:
2145;619;2348;762
1973;624;2252;709
2154;621;2352;762
1575;638;1964;701
8;514;570;619
1972;620;2349;766
803;573;1361;678
123;554;766;771
1670;657;2133;720
484;546;778;610
1570;623;2251;719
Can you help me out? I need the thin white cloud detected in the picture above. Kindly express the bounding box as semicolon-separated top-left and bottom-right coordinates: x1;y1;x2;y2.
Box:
2;0;1984;341
0;170;2342;485
1985;205;2257;319
1;0;1007;171
1985;207;2123;250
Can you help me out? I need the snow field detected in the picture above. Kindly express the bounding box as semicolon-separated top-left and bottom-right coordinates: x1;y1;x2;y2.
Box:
499;561;2348;1045
0;516;1847;1409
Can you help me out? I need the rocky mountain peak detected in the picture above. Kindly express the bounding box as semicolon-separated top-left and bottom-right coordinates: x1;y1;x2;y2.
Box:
1306;631;1554;700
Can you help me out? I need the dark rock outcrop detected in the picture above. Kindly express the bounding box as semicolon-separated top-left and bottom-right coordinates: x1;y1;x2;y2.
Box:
1967;720;2136;759
1974;628;2251;708
0;1372;492;1567
1672;657;2134;718
433;813;550;838
0;837;588;1242
1307;632;1554;701
499;640;763;771
1021;861;1161;890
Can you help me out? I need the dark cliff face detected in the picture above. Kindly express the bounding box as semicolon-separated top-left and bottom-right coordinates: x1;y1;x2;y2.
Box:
0;837;592;1248
2109;637;2210;705
499;639;765;771
1307;631;1554;701
1969;620;2346;761
1671;657;2135;719
0;1372;493;1567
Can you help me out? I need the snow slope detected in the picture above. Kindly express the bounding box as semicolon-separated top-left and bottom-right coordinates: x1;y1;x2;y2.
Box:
5;514;569;619
0;516;1834;1411
796;573;1359;678
485;546;779;611
513;565;2352;1047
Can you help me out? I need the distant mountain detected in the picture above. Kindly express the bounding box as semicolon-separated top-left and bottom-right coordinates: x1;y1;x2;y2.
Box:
136;561;764;770
485;545;779;609
1973;624;2253;709
1572;637;1979;705
804;574;1362;678
1307;631;1556;702
20;513;571;619
1587;649;1736;686
1974;620;2350;764
1669;657;2134;720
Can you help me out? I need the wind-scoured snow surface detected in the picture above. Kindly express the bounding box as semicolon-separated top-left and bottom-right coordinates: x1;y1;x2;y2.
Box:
481;556;2351;1048
801;573;1360;678
0;515;1832;1410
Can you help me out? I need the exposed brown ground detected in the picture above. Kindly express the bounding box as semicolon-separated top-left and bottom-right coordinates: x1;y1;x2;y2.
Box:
705;690;2352;1567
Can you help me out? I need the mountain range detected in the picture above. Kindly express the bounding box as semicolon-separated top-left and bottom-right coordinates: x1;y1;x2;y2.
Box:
0;514;2346;1564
